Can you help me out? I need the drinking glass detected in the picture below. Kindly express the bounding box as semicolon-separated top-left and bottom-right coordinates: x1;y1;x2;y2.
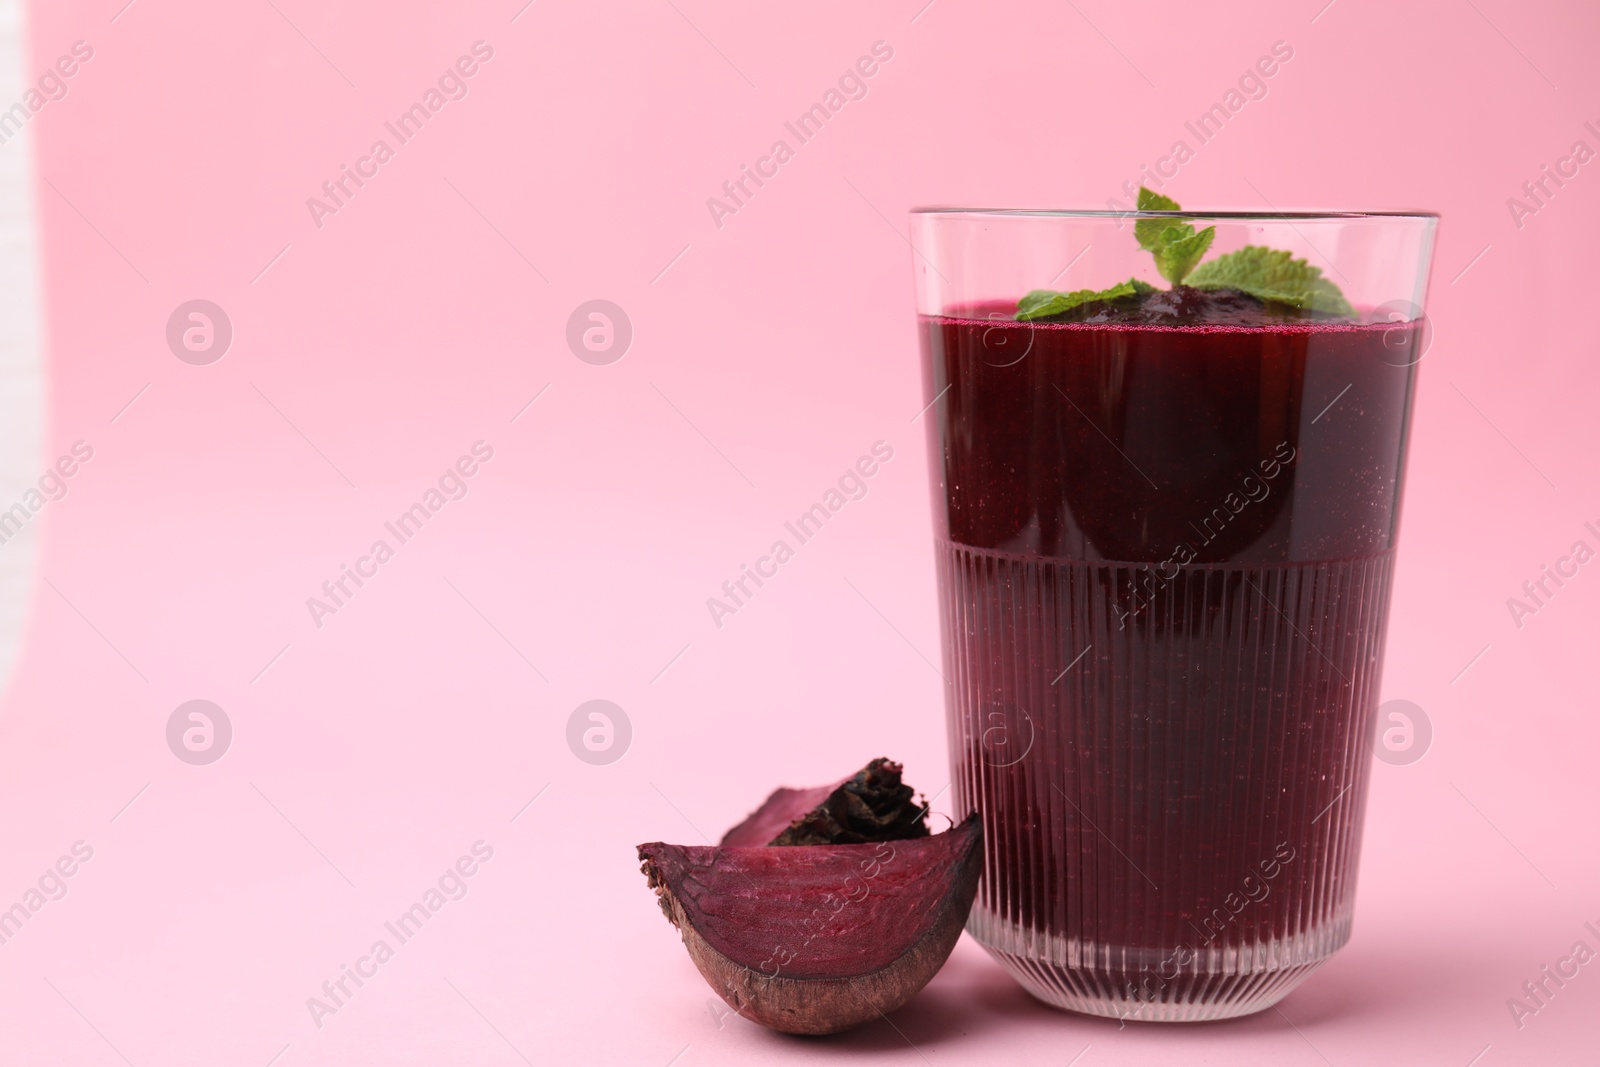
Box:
911;206;1436;1021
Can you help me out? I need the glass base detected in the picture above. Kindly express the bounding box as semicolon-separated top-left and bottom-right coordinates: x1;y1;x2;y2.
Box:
969;908;1349;1022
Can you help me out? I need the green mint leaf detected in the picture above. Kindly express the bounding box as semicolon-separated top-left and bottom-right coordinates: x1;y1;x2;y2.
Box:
1186;245;1356;316
1015;278;1155;321
1133;186;1184;254
1132;186;1212;285
1136;187;1181;212
1152;225;1214;285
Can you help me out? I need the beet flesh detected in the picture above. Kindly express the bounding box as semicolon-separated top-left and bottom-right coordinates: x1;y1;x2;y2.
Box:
639;815;982;1035
718;783;838;848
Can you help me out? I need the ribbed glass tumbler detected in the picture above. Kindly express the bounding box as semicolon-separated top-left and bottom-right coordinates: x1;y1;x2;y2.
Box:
911;206;1436;1021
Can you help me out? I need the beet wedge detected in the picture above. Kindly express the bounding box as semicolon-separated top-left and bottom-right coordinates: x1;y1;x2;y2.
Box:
639;815;982;1035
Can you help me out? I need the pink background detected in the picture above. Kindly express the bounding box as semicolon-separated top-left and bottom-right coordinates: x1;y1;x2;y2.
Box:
3;0;1598;1063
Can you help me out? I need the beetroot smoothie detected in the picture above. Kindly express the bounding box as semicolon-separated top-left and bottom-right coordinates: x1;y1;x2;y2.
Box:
922;289;1421;1019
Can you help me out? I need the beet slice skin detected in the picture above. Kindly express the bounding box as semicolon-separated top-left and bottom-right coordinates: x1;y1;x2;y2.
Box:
720;758;930;848
639;815;982;1035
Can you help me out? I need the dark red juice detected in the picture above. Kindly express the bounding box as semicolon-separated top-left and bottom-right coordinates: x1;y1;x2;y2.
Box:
922;298;1420;1019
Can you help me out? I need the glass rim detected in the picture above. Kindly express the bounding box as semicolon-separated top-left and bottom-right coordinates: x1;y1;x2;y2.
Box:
911;207;1439;221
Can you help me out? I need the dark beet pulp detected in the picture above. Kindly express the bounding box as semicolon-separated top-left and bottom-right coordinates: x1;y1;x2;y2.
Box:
922;287;1422;1021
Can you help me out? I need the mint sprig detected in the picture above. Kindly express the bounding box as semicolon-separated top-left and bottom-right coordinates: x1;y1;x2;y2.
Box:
1133;187;1214;285
1015;187;1354;321
1015;278;1156;321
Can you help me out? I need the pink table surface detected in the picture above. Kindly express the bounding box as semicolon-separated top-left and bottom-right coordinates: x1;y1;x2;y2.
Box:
3;0;1598;1064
